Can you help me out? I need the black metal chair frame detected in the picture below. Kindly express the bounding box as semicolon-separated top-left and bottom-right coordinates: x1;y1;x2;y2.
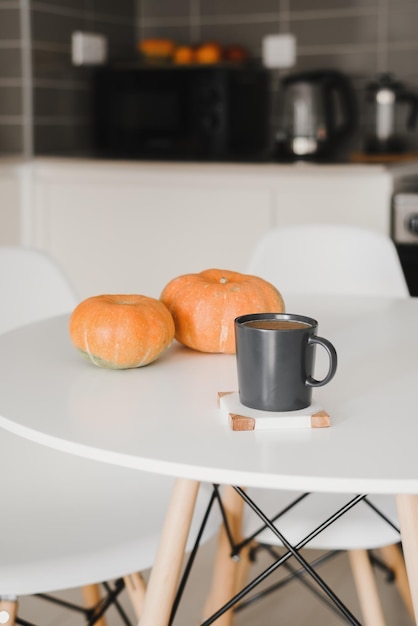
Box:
15;578;134;626
170;484;401;626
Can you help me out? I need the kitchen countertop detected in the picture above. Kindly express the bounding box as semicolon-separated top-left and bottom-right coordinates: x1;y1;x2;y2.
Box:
1;155;417;172
2;156;418;184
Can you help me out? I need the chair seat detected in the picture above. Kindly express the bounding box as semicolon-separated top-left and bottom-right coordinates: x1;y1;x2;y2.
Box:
0;429;219;596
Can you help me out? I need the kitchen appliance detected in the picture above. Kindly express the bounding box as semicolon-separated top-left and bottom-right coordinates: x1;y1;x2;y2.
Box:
275;69;356;160
93;63;270;161
364;74;418;154
392;176;418;295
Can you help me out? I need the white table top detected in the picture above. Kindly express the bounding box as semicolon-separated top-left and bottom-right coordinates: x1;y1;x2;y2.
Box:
0;294;417;495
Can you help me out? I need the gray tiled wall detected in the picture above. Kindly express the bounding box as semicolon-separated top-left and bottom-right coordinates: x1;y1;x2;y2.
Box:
1;0;418;157
31;0;135;155
0;1;24;154
0;0;136;156
138;0;418;155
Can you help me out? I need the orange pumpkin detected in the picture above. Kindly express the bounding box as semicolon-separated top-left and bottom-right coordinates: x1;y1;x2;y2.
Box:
69;294;175;369
173;45;195;64
195;42;222;64
138;38;175;60
160;269;285;354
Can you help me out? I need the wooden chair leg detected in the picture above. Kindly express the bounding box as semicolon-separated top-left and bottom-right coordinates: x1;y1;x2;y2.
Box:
203;486;246;626
348;549;387;626
233;541;255;599
379;544;415;621
0;598;18;625
81;584;107;626
123;572;147;618
397;494;418;625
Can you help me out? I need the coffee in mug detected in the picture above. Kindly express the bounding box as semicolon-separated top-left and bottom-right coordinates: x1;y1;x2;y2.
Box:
242;319;311;331
235;313;337;412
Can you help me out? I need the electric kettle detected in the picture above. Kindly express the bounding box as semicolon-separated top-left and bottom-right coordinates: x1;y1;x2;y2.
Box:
364;74;418;154
275;69;357;160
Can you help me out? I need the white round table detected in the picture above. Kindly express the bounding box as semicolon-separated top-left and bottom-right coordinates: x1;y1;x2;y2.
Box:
0;294;418;625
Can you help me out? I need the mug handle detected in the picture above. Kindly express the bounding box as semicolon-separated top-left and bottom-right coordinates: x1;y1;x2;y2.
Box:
306;336;338;388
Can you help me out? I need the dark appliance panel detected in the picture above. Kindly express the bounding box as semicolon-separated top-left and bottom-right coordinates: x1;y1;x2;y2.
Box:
93;65;270;162
392;181;418;296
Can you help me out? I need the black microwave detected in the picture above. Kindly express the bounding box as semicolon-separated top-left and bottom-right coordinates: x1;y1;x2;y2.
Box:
93;64;271;161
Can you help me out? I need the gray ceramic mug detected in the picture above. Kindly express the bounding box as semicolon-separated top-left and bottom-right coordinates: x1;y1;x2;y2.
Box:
235;313;337;412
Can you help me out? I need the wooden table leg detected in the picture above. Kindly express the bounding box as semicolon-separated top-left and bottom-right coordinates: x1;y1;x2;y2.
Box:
396;494;418;625
203;485;248;626
138;477;200;626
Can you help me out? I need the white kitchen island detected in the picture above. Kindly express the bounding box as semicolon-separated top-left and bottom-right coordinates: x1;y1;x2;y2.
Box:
1;158;417;299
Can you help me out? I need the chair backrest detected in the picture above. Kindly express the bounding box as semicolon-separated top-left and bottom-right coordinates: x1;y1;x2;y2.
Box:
247;224;409;298
0;246;78;333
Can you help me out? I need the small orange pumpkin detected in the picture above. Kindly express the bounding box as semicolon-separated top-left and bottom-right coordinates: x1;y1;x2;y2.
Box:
173;45;195;64
195;42;222;64
69;294;175;369
160;268;285;354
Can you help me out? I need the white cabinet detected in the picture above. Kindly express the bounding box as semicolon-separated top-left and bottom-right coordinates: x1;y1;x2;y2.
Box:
271;166;393;234
31;163;273;299
0;163;21;245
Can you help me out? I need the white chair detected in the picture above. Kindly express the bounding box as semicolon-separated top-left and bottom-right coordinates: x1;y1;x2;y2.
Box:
0;246;219;625
205;225;413;626
0;430;217;625
247;223;409;300
0;246;79;333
